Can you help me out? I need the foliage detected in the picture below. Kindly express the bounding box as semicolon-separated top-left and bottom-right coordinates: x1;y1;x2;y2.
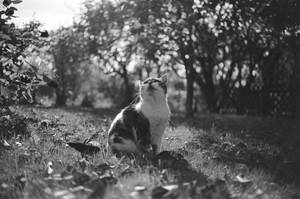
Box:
48;26;89;105
0;112;29;139
127;0;300;116
27;0;300;117
79;0;142;106
0;1;47;106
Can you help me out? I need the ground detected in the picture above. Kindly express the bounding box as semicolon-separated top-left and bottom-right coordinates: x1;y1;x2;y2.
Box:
0;105;299;199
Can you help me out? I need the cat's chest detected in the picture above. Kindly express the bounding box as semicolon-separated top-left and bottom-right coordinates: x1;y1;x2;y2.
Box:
138;103;170;130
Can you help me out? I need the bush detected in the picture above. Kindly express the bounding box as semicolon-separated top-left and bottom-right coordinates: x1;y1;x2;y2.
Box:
0;1;47;106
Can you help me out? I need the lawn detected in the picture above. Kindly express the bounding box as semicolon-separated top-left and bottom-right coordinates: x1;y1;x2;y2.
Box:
0;106;299;199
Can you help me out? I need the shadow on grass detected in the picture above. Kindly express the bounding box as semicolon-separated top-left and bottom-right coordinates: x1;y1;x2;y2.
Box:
172;113;300;185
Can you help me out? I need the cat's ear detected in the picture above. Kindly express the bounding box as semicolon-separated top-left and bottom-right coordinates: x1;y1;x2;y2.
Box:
161;74;168;83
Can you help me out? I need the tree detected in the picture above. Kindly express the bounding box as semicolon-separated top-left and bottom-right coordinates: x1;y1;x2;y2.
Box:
49;26;89;106
80;0;140;107
132;0;300;116
0;1;46;107
74;0;300;116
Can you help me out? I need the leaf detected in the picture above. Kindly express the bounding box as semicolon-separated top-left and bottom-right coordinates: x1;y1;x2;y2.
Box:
130;190;146;199
201;179;231;199
8;106;15;113
12;0;22;4
72;171;90;185
151;150;190;169
15;141;22;147
22;32;32;38
1;139;11;148
40;30;49;37
2;0;11;7
0;84;9;98
27;89;33;102
93;163;111;175
53;190;70;197
0;33;11;40
67;142;101;155
22;90;29;101
69;186;88;193
151;186;169;199
1;183;9;189
5;7;17;16
86;178;107;199
0;78;7;85
47;161;54;175
15;174;26;190
235;175;251;184
134;185;147;192
39;119;51;127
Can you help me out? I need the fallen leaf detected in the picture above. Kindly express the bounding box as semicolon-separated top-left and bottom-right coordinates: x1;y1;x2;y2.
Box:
39;119;51;128
130;189;147;199
152;151;190;170
18;153;31;167
79;158;89;171
94;163;111;174
47;161;54;175
1;139;11;149
151;186;168;199
15;174;26;190
70;186;92;193
134;185;147;192
67;142;100;155
1;183;9;189
15;141;22;147
201;179;231;199
72;171;90;185
235;175;251;184
87;178;108;199
163;184;178;191
53;190;70;197
256;188;263;195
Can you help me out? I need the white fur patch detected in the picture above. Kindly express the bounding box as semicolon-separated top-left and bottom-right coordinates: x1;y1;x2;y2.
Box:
136;98;170;153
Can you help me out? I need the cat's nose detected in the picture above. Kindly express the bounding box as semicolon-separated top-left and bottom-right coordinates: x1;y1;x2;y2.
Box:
148;83;154;90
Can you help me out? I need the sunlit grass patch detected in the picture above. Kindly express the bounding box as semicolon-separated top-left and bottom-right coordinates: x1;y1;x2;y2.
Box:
163;125;194;151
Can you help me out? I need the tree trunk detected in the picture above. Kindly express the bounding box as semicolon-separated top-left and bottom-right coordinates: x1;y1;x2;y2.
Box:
0;63;3;77
203;72;218;113
55;87;66;106
178;37;196;118
121;65;133;107
185;68;195;118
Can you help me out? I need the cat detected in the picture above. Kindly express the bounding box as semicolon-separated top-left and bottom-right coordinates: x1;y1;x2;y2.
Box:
107;75;170;157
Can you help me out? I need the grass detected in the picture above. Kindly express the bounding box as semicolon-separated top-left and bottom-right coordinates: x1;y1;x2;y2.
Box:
0;105;299;199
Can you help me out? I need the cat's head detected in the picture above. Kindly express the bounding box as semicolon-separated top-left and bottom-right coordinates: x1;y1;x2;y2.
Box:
139;75;168;102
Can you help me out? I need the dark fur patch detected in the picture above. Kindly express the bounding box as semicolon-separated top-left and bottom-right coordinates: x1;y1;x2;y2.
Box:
108;105;151;153
113;136;123;143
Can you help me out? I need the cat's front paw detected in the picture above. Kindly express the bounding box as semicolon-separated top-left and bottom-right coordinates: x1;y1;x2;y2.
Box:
141;144;153;153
